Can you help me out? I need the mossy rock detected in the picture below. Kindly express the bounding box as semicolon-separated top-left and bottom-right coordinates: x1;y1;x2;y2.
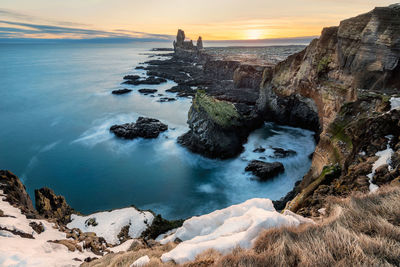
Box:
141;215;183;240
192;91;240;128
286;164;341;212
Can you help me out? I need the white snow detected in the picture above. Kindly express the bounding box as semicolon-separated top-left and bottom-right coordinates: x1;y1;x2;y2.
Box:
0;190;98;267
367;136;394;192
130;255;150;267
67;207;154;245
160;198;314;264
109;239;135;253
390;97;400;110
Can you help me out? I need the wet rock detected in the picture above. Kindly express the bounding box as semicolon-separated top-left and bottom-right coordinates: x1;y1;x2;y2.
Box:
157;97;176;102
123;75;140;81
245;160;285;181
166;85;196;97
138;89;157;94
271;147;297;158
0;170;37;218
110;117;168;139
34;187;75;225
253;146;265;153
112;88;132;95
135;66;145;70
123;76;167;85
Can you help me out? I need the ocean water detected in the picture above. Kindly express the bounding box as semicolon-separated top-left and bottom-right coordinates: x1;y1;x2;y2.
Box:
0;42;315;219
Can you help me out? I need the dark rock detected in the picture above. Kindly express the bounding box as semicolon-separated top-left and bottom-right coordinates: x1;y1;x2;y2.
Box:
138;89;157;94
29;221;45;234
112;88;132;95
271;147;297;158
123;76;167;85
166;85;196;97
151;48;174;51
197;37;203;50
253;146;266;153
34;187;75;225
135;66;145;70
141;214;184;240
110;117;168;139
0;170;37;218
245;160;285;181
123;75;140;81
157;97;176;102
85;218;98;227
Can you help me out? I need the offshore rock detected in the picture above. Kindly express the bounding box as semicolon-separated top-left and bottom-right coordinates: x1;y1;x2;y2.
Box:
112;88;132;95
245;160;285;181
110;117;168;139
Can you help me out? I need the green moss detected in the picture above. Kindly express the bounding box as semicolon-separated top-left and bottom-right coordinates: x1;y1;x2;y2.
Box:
317;56;331;75
286;164;341;212
328;121;353;151
141;215;184;240
193;91;240;128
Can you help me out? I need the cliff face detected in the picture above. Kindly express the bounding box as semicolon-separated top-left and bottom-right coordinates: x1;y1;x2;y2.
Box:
259;5;400;180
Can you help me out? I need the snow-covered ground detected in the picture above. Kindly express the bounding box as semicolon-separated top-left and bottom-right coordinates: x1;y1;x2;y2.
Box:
160;198;314;264
367;136;394;192
67;207;154;245
390;97;400;110
0;190;99;266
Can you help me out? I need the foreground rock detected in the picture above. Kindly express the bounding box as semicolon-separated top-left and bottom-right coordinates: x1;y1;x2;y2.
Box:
245;160;285;181
110;117;168;139
35;187;75;225
112;88;132;95
272;147;297;158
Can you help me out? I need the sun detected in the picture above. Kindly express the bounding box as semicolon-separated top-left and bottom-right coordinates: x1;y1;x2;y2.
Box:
245;29;264;40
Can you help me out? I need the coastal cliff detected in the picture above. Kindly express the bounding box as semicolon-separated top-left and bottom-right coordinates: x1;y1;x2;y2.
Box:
257;5;400;214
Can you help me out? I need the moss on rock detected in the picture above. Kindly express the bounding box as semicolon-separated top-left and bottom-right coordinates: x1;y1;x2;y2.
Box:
192;91;240;128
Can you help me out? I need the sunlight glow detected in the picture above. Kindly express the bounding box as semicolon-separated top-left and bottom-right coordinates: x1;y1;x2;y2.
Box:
245;29;264;40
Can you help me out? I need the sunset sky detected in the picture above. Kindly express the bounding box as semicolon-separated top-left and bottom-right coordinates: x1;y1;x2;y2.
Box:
0;0;398;40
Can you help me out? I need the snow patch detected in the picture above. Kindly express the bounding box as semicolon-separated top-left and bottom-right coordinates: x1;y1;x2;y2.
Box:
160;198;313;264
390;97;400;110
130;255;150;267
0;190;97;266
67;207;154;245
367;136;394;192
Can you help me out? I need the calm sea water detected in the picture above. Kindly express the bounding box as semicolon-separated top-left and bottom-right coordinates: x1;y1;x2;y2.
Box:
0;42;315;219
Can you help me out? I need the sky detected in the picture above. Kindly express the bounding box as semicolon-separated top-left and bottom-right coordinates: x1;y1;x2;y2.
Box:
0;0;398;40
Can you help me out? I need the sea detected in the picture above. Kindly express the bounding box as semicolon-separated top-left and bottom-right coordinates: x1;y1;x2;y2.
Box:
0;41;315;219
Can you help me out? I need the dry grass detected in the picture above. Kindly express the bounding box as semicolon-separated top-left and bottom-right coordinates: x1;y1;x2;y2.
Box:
82;241;177;267
215;185;400;267
82;186;400;267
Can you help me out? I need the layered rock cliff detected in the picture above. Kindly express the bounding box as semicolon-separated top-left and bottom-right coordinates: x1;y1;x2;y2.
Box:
258;5;400;214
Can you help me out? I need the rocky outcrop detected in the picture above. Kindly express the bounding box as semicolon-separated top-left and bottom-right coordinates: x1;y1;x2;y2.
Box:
178;91;261;158
110;117;168;139
35;187;75;224
173;29;203;55
245;160;285;181
0;170;37;218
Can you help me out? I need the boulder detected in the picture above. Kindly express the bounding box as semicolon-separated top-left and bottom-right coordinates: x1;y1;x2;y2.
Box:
112;89;132;95
245;160;285;181
271;148;297;158
110;117;168;139
138;89;157;94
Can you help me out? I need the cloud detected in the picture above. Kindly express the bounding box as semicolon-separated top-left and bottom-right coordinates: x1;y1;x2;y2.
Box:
0;8;174;41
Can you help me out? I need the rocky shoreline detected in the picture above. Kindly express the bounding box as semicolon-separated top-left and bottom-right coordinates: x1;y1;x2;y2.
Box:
1;4;400;266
